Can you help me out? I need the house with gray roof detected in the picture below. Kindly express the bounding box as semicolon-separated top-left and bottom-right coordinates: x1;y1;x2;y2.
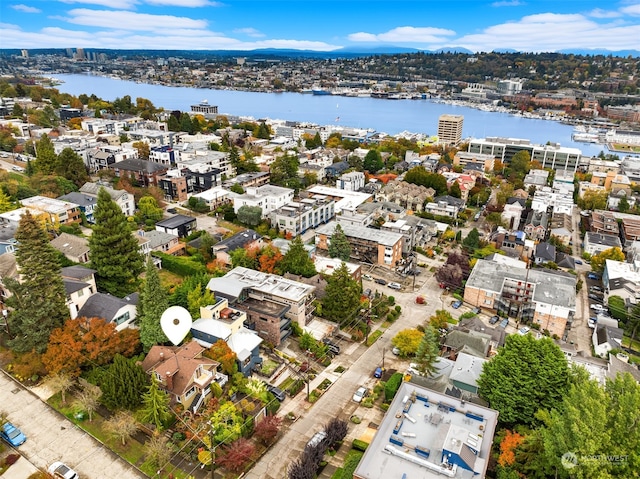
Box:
449;352;488;395
442;330;491;359
77;292;138;331
155;214;197;238
533;242;556;265
584;231;622;256
51;232;90;264
108;158;168;187
58;192;97;223
79;182;135;217
140;229;183;255
593;324;624;358
213;229;264;265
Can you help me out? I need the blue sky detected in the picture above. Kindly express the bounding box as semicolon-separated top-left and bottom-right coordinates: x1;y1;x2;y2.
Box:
1;0;640;53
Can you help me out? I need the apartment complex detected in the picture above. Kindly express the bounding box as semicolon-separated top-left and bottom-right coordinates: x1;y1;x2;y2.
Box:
233;185;295;218
438;114;464;146
269;196;335;237
206;267;316;345
464;258;576;338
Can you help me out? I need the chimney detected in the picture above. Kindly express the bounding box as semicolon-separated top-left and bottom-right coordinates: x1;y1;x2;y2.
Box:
165;371;173;390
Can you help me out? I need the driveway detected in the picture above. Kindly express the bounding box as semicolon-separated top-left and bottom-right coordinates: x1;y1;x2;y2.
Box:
0;372;146;479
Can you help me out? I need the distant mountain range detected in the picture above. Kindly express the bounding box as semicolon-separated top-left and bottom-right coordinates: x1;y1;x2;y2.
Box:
1;47;639;58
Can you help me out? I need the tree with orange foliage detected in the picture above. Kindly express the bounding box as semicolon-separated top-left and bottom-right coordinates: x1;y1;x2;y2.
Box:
498;429;525;467
43;317;140;377
258;244;283;274
205;339;238;375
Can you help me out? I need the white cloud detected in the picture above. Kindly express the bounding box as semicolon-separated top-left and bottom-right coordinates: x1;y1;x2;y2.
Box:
452;13;640;52
491;1;524;7
588;8;621;19
12;4;42;13
620;4;640;16
63;8;209;31
233;27;265;38
348;26;455;44
144;0;221;6
58;0;139;9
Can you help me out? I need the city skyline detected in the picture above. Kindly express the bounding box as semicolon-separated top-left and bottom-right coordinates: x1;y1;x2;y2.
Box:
1;0;640;54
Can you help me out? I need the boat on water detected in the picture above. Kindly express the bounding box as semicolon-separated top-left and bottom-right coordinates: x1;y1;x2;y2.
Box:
572;132;600;143
311;87;332;96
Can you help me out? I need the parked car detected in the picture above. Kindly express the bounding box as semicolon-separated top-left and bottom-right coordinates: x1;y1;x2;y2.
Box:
518;326;531;335
363;274;373;281
388;282;402;290
575;259;583;265
452;300;462;309
374;278;387;285
48;462;79;479
352;386;369;403
498;318;509;329
363;288;372;298
590;286;603;293
11;165;25;172
392;346;401;355
306;431;328;450
472;307;481;314
322;338;340;355
588;293;602;301
1;421;26;447
374;366;383;378
267;385;286;402
587;272;601;280
588;317;597;329
591;304;605;312
489;315;500;325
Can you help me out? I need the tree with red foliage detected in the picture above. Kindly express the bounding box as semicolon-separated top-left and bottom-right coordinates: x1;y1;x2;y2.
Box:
205;339;238;375
217;437;255;473
43;317;140;377
498;430;524;467
253;414;283;446
258;244;284;274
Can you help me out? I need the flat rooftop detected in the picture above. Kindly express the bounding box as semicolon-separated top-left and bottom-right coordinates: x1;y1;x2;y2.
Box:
316;221;403;247
354;382;498;479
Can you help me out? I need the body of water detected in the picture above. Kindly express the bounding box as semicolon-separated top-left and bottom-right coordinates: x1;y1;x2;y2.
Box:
53;73;606;157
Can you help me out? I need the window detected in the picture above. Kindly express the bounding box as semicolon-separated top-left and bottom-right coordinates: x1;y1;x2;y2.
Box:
113;311;130;326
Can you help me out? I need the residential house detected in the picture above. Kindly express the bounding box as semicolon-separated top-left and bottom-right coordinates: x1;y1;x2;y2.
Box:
233;185;295;218
207;267;316;344
77;292;138;331
21;196;82;226
108;158;168;187
222;171;270;190
155;215;197;238
141;340;228;412
523;169;549;189
143;230;184;255
583;232;622;256
57;192;97;223
621;216;640;243
269;196;335;237
454;316;506;354
313;256;362;282
79;182;135;217
213;230;264;266
533;242;556;265
603;259;640;307
523;210;548;241
315;221;404;269
449;352;488;395
492;231;526;260
377;180;435;213
325;161;350;178
464;258;576;338
501;198;526;230
61;266;97;319
0;220;17;256
190;297;263;376
591;210;619;236
0;254;17;305
442;330;491;359
593;324;624;358
51;233;90;264
190;187;238;211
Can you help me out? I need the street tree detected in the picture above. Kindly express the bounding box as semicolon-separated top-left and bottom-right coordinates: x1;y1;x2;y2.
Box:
590;247;624;274
391;329;424;357
138;376;172;430
254;414;283;446
414;325;440;376
44;372;75;405
5;210;68;353
435;263;464;291
104;410;139;445
139;256;169;352
72;383;102;422
322;262;361;326
144;432;173;471
89;188;144;296
327;223;351;261
477;334;570;425
217;438;256;473
428;309;454;330
280;236;316;277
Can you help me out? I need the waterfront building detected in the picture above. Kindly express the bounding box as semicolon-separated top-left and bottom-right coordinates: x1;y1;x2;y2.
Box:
190;100;219;116
468;137;582;172
437;114;464;146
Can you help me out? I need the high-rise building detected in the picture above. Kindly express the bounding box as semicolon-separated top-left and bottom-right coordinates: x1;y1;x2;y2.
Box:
75;48;85;60
438;114;464;146
20;49;29;58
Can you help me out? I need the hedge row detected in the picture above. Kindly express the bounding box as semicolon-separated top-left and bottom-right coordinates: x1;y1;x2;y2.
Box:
152;251;206;277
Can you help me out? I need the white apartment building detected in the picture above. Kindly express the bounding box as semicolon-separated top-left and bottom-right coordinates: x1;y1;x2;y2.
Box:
233;185;295;218
269;196;335;237
336;171;365;191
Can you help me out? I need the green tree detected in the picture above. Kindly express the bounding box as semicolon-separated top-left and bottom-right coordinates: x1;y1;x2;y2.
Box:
229;183;244;194
391;329;424;357
607;295;628;321
167;114;180;132
55;147;88;188
179;113;194;134
414;325;440;376
137;196;164;223
89;188;144;296
590;247;625;274
139;256;169;352
539;373;640;479
449;181;462;198
477;334;570;425
327;223;351;261
100;354;149;410
210;402;245;444
5;210;68;353
230;247;258;270
270;152;300;189
462;228;481;252
34;133;58;174
186;283;216;318
138;376;172;430
0;190;15;213
237;205;262;226
618;195;630;213
363;149;383;173
279;236;316;277
322;262;361;326
255;122;271;140
132;141;150;160
579;189;608;211
509;150;532;175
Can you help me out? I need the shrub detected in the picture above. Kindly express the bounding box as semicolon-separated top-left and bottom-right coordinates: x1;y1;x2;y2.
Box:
384;372;403;401
395;305;402;313
352;439;369;451
5;454;19;466
387;296;395;305
152;251;206;276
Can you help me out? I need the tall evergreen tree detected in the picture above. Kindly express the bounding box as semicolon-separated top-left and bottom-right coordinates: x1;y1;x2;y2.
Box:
89;188;143;296
56;147;89;187
328;224;351;261
279;236;316;277
100;354;149;410
139;256;169;352
5;210;69;353
322;262;361;326
138;376;172;430
414;325;440;377
34;133;57;174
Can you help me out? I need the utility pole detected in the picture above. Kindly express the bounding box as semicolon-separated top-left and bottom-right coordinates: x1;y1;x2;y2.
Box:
209;422;218;479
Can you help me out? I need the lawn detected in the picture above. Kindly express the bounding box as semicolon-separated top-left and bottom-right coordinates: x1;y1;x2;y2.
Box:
158;268;184;290
216;219;245;234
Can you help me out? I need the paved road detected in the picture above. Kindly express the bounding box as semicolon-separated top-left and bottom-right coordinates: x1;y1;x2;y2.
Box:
0;372;147;479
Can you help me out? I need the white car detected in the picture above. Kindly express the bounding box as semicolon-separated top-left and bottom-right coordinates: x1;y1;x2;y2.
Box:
591;304;605;312
518;326;531;335
352;386;369;403
48;462;79;479
363;274;373;281
388;282;402;290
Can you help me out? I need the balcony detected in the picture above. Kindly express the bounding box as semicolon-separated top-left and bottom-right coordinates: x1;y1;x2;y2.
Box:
194;369;214;387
